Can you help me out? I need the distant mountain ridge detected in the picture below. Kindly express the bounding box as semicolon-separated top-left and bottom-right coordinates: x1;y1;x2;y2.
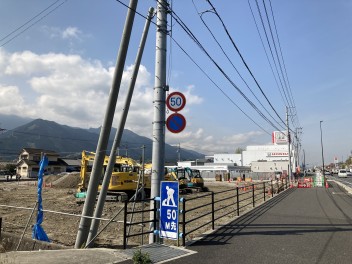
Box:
0;117;204;162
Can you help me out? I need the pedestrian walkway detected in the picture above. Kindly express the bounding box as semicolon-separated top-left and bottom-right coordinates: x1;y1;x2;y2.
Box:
167;181;352;264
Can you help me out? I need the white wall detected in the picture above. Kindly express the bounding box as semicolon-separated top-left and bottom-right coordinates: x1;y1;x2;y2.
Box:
213;154;242;165
242;144;292;166
251;161;289;173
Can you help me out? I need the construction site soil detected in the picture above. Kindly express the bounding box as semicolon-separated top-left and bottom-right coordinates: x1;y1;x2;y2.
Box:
0;173;269;252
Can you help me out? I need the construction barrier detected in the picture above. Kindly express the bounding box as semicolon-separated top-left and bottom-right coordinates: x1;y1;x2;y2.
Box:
297;177;313;188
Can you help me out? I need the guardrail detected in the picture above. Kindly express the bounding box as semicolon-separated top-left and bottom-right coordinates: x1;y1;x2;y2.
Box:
123;198;157;249
122;178;288;248
179;178;288;246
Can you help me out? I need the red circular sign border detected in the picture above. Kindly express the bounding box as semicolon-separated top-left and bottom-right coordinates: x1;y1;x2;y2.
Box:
166;92;186;112
166;113;186;133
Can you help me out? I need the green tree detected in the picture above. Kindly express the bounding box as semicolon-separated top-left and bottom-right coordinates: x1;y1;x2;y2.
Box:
235;147;244;154
5;164;16;175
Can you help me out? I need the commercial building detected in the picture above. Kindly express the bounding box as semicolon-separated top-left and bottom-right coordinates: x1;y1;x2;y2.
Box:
183;131;296;177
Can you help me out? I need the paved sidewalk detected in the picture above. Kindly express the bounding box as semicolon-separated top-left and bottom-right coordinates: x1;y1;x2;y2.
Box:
168;181;352;264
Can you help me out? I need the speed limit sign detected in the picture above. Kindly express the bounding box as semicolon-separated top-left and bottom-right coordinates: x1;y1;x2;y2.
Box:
166;92;186;112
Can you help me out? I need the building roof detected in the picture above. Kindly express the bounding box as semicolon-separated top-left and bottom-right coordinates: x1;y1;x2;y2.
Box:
17;159;67;167
60;159;81;166
21;148;59;156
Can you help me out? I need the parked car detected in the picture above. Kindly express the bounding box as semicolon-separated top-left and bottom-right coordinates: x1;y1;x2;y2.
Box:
347;170;352;176
338;169;348;178
0;170;12;181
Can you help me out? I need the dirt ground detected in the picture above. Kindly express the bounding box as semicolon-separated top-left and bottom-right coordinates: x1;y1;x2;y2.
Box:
0;173;268;251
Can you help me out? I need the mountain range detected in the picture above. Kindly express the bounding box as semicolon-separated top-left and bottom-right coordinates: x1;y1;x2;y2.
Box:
0;115;204;162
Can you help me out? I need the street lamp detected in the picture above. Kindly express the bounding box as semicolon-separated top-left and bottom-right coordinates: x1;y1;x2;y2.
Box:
320;121;325;177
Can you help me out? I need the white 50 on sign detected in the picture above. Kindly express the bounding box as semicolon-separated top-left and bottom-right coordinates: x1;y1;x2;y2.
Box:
166;92;186;112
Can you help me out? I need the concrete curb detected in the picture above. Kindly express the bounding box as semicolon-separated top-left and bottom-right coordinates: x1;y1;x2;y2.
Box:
329;179;352;194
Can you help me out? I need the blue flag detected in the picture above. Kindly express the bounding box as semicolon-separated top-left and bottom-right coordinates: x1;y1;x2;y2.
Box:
32;155;50;242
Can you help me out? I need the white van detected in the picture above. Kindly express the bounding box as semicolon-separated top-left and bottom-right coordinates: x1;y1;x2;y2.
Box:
338;169;347;178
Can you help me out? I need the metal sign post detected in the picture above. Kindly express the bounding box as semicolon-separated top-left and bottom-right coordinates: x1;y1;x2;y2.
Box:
160;181;179;240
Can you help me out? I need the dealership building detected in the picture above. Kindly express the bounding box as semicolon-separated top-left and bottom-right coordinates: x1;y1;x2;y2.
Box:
184;131;296;175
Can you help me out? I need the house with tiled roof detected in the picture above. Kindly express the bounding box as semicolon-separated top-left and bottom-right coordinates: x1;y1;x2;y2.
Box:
16;148;67;178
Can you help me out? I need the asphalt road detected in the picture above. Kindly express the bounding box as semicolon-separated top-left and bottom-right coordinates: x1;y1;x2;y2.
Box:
330;173;352;188
168;181;352;264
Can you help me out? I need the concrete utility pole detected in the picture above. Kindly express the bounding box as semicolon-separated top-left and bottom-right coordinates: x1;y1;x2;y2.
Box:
286;106;292;186
150;0;168;243
320;121;325;177
85;7;154;248
74;0;138;249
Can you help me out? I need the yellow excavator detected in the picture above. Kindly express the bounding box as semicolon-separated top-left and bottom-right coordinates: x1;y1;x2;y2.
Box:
165;167;207;192
143;166;207;193
75;150;142;202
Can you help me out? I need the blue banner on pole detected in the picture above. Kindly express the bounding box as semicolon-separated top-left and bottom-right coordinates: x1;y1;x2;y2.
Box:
32;155;50;242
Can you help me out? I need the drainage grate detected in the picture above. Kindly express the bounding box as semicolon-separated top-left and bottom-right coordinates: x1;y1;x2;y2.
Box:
124;243;196;263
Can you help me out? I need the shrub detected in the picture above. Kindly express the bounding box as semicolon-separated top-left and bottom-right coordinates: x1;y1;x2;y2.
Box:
132;249;153;264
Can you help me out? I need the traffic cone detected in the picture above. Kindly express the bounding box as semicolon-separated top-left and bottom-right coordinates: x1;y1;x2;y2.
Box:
325;180;329;188
267;188;272;196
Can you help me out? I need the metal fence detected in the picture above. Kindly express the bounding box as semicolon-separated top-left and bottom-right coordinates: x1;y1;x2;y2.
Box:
122;178;288;248
1;179;288;250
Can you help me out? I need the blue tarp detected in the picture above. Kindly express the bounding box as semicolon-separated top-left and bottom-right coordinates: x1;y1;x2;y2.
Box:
32;155;50;242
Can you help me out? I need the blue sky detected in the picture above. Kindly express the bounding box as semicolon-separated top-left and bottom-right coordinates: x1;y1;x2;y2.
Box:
0;0;352;166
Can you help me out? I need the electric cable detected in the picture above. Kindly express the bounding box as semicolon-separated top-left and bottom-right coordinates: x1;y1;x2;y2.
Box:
0;0;67;47
204;0;286;127
192;1;286;131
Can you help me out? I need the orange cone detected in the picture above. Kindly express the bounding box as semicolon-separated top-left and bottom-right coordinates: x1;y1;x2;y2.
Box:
325;180;329;188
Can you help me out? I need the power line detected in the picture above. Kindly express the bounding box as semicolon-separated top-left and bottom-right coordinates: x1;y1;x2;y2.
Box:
204;0;286;127
170;36;271;135
0;0;67;47
267;0;300;128
192;1;285;131
166;6;285;132
116;0;294;134
249;0;299;132
247;0;286;107
260;0;298;129
115;0;275;133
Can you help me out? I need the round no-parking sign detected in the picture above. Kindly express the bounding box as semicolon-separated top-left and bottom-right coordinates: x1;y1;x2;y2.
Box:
166;92;186;112
166;113;186;133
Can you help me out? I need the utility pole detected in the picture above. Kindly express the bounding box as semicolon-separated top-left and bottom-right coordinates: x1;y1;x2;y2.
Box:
320;121;325;177
177;143;181;163
286;106;292;186
74;0;138;249
150;0;168;243
85;7;154;248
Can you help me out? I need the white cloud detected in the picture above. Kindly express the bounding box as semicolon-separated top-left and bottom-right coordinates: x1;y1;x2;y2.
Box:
62;27;82;39
0;85;27;115
41;26;86;41
0;48;263;155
